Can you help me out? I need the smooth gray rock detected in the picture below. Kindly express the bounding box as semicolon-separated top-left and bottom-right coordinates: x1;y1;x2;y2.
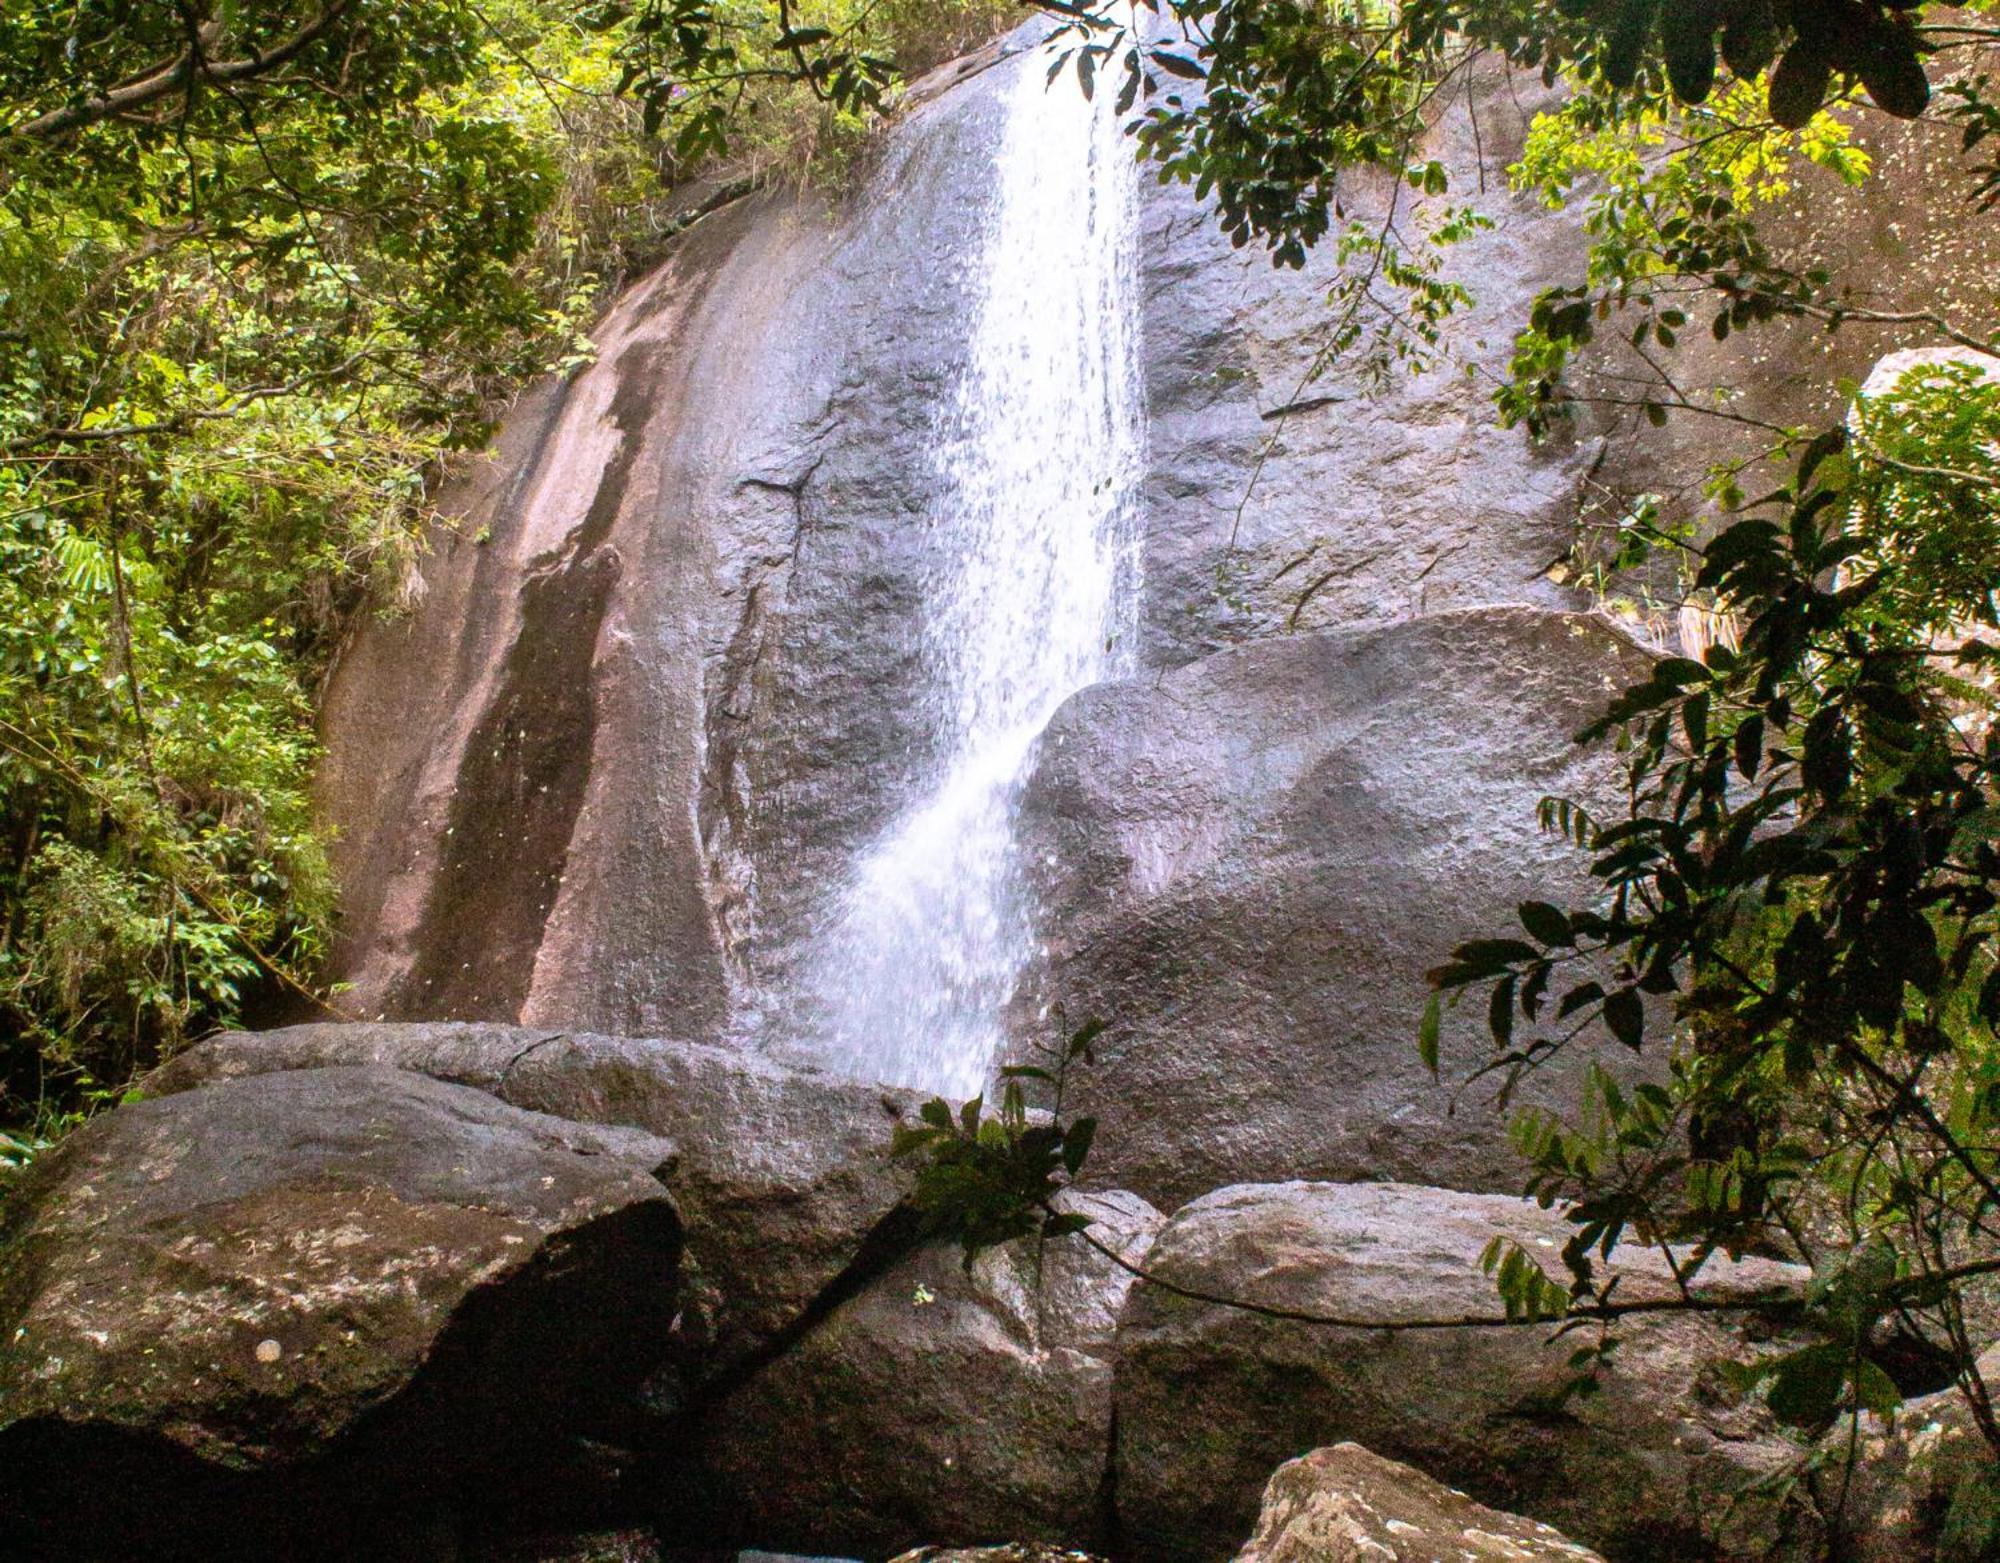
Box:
888;1551;1103;1563
0;1067;681;1555
1013;606;1654;1206
1233;1443;1606;1563
151;1023;920;1380
1113;1181;1821;1563
695;1191;1162;1558
1128;62;1591;668
316;36;1030;1039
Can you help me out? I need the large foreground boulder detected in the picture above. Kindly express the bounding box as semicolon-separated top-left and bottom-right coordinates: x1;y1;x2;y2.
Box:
1115;1181;1823;1563
889;1550;1105;1563
0;1065;682;1557
690;1191;1163;1556
151;1022;918;1385
1015;607;1655;1206
1234;1444;1606;1563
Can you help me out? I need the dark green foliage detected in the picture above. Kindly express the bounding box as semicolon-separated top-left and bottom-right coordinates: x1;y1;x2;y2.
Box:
1431;378;2000;1447
0;0;586;1138
891;1016;1104;1267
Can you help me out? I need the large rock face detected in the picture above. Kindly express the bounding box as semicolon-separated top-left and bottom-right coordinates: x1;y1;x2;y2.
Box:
691;1191;1162;1557
1113;1181;1822;1563
0;1066;682;1556
308;16;2000;1204
150;1022;921;1384
1127;64;1591;667
1013;607;1652;1206
313;34;1602;1059
319;43;1035;1039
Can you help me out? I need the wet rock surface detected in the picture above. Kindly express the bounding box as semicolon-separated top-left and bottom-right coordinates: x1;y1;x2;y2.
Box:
1232;1443;1607;1563
317;44;1023;1040
0;1065;682;1557
1113;1181;1821;1563
310;45;1618;1070
1015;607;1654;1206
691;1191;1162;1557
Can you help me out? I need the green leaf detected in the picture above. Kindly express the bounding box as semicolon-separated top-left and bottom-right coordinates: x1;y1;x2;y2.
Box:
1520;901;1575;947
1853;1357;1903;1418
1720;0;1778;76
1557;980;1607;1019
1489;974;1518;1046
1802;709;1852;799
1660;0;1719;102
1148;49;1205;79
1733;714;1765;780
1063;1116;1098;1176
1419;990;1442;1077
1453;938;1540;968
1068;1017;1108;1061
1604;988;1645;1050
1769;38;1834;129
1762;1343;1851;1428
1603;0;1660;89
1857;21;1929;119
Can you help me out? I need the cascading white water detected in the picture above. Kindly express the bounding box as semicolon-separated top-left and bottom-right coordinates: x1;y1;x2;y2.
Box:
802;41;1146;1099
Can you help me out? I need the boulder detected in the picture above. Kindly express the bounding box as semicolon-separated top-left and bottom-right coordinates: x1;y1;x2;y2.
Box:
889;1551;1105;1563
1233;1443;1606;1563
1810;1350;2000;1563
0;1066;682;1556
1014;607;1654;1206
690;1191;1163;1557
150;1022;920;1383
1113;1181;1823;1563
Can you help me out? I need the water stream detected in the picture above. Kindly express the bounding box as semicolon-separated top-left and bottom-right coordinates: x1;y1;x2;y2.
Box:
801;42;1146;1099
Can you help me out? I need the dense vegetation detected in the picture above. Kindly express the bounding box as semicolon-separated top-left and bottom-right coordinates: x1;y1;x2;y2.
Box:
0;0;1008;1162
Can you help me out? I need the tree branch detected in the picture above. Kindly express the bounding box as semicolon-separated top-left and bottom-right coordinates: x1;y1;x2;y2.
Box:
4;0;356;141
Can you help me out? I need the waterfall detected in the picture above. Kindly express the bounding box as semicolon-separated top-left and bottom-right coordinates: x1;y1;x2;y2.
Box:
801;41;1145;1100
